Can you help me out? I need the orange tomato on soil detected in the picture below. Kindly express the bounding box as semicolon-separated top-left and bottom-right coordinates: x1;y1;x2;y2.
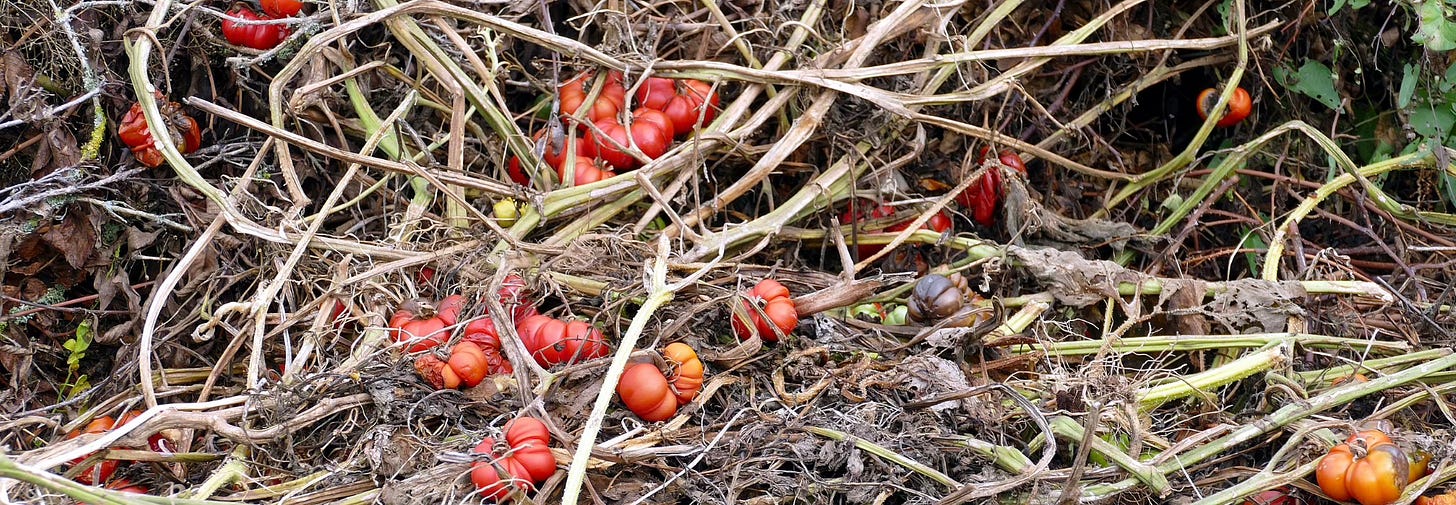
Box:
1197;86;1252;128
663;343;704;403
618;362;678;422
1316;430;1409;505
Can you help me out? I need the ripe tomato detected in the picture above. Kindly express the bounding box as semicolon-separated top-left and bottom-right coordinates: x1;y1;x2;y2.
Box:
471;417;555;501
462;318;514;375
389;295;464;353
415;341;490;389
586;118;669;171
631;108;676;145
1197;86;1252;128
555;156;616;186
118;92;202;168
65;416;119;485
840;200;954;257
1241;486;1299;505
515;314;610;367
1316;430;1409;505
221;6;290;51
260;0;302;17
618;362;678;422
731;279;799;342
954;148;1027;228
662;343;704;404
105;479;148;495
114;410;173;453
507;128;592;186
559;71;626;124
498;274;539;322
634;77;720;136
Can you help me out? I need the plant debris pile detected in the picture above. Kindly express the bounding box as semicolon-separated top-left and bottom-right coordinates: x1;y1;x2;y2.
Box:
1;0;1455;504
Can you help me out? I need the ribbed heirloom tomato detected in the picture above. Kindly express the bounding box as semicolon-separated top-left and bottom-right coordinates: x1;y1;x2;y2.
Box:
663;343;704;403
515;314;609;367
221;6;290;51
471;417;555;501
414;341;490;389
840;200;953;257
731;279;799;342
618;362;677;422
497;273;539;322
461;318;514;375
586;118;669;171
1316;430;1409;505
559;71;626;124
389;295;463;353
260;0;302;16
118;93;202;168
631;108;676;144
555;156;616;186
635;77;720;136
1197;86;1252;128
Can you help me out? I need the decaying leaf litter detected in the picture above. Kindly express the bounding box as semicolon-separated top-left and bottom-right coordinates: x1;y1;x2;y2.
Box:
1;0;1454;503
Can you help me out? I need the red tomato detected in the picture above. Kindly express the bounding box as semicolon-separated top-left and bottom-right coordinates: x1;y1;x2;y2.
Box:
731;279;799;342
586;118;669;171
840;200;954;257
559;71;626;124
954;148;1027;228
389;295;464;353
498;274;538;322
515;314;609;367
260;0;303;16
221;6;290;51
663;343;704;404
555;156;616;186
65;417;119;485
634;78;720;136
462;318;515;375
471;417;555;501
618;363;678;422
118;92;202;168
1241;486;1299;505
507;128;592;186
81;479;148;504
631;108;676;144
1197;86;1252;128
114;410;172;453
1316;430;1409;505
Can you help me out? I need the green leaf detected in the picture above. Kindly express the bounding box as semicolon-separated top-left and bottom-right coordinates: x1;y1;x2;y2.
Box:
1441;170;1456;211
1292;61;1343;110
1412;0;1456;52
1399;63;1420;109
1408;105;1456;138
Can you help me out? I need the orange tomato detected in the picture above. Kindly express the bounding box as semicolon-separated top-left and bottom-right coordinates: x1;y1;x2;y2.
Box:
731;279;799;342
462;318;514;376
1197;86;1252;128
65;417;118;485
1316;430;1409;505
663;343;704;404
617;363;678;422
1417;493;1456;505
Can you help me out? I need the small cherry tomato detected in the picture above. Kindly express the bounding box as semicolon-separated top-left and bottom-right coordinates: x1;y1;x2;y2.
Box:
1196;86;1252;128
221;5;290;51
389;295;464;353
261;0;303;17
1316;430;1409;505
471;417;555;501
618;362;678;422
731;279;799;342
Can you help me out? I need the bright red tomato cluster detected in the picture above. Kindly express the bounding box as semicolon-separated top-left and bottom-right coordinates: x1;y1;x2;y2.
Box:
507;71;722;186
840;200;953;257
955;148;1027;228
471;417;555;501
731;279;799;342
64;410;172;487
616;343;705;422
222;0;304;51
118;92;202;168
516;314;610;367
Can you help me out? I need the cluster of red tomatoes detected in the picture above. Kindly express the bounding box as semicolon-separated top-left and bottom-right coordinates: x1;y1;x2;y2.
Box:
118;92;203;168
63;410;174;501
507;71;721;187
470;417;555;501
221;0;302;51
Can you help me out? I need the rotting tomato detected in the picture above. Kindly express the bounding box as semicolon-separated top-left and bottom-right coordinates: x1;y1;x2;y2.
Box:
663;343;704;404
954;148;1027;228
414;341;490;389
586;118;669;171
118;92;202;168
731;279;799;342
1418;494;1456;505
635;77;720;136
515;314;609;367
1197;86;1252;128
471;417;555;501
840;200;953;257
260;0;303;17
497;274;538;323
555;155;616;187
1316;430;1409;505
1409;449;1433;483
906;273;965;323
389;295;464;353
559;71;626;125
462;318;514;376
618;362;678;422
221;5;290;51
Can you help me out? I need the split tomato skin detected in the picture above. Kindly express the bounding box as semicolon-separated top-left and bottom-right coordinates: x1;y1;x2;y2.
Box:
221;6;290;51
1197;86;1252;128
955;148;1027;227
1316;430;1409;505
618;362;678;422
663;342;704;403
731;279;799;342
470;417;555;501
118;93;202;168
